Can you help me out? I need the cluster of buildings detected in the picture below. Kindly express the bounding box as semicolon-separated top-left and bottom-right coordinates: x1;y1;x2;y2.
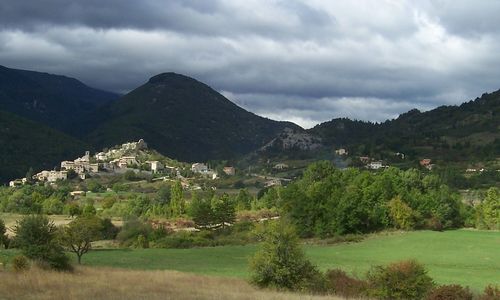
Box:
94;139;148;162
358;156;387;170
8;139;175;187
60;151;99;179
191;163;236;179
191;163;218;179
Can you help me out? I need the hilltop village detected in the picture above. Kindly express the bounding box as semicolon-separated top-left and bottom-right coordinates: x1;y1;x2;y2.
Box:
8;139;237;188
8;139;445;189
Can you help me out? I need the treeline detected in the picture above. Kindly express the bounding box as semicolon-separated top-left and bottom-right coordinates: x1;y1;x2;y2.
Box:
273;161;498;237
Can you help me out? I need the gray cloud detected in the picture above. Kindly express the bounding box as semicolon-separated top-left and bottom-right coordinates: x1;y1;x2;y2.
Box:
1;0;500;128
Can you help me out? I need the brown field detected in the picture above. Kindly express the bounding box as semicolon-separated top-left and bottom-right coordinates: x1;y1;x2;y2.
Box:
0;266;347;300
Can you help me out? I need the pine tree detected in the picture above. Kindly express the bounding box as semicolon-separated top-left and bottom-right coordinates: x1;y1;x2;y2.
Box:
211;193;236;229
189;192;214;229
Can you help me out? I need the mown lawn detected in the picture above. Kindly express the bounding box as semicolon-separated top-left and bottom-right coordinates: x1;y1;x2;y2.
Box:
1;230;498;290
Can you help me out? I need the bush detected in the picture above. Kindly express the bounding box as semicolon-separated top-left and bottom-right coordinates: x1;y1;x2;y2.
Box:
153;231;213;248
325;269;367;298
12;255;30;272
134;234;149;248
116;217;152;246
366;260;434;300
478;285;500;300
426;216;444;231
100;218;119;239
426;285;473;300
249;221;321;292
13;215;71;271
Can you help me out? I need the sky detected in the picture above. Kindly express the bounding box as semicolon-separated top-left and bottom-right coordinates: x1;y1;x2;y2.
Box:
1;0;499;128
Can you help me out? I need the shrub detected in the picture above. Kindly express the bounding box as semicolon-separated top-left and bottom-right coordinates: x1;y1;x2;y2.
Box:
100;218;119;239
426;216;444;231
426;285;473;300
325;269;367;298
153;231;213;248
249;221;321;292
12;255;30;272
366;260;434;300
135;234;149;248
13;215;71;271
116;217;152;246
82;204;97;217
478;285;500;300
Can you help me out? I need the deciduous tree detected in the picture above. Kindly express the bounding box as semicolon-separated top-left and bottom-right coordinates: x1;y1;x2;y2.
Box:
60;216;103;264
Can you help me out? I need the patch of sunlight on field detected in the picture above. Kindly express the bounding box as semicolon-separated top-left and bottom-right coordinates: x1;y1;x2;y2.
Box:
76;229;500;291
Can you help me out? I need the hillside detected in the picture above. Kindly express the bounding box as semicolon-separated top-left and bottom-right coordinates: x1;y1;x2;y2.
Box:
309;90;500;163
0;110;89;183
0;65;119;135
87;73;300;162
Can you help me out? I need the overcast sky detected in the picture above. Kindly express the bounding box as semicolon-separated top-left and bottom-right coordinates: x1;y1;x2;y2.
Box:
1;0;499;128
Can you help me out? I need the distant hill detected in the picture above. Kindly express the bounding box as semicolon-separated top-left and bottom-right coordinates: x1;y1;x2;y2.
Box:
0;110;89;183
0;65;119;135
86;73;300;161
309;90;500;163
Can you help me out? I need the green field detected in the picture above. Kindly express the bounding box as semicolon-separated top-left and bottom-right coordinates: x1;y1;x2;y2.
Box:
1;230;498;290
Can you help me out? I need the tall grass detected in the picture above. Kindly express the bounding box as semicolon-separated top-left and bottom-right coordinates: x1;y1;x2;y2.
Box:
0;267;346;300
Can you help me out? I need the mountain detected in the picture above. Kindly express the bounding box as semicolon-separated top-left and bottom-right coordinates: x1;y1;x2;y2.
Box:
0;65;119;135
259;127;323;153
86;73;300;161
309;90;500;162
0;110;89;183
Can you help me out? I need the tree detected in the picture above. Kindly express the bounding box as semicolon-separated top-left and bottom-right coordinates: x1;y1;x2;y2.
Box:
13;215;70;270
235;189;252;211
189;193;214;229
0;218;8;249
388;196;415;230
250;220;322;291
477;187;499;230
82;204;97;217
211;193;236;229
169;181;184;217
42;197;64;215
66;202;82;218
60;216;103;264
155;185;171;205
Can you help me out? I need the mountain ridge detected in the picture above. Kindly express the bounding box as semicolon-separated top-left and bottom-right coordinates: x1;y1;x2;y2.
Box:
86;72;301;162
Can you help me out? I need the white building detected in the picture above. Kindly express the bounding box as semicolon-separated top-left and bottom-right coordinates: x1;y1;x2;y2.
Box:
368;161;384;170
335;148;348;156
191;163;208;173
61;151;98;175
273;163;289;170
149;161;164;173
265;179;282;188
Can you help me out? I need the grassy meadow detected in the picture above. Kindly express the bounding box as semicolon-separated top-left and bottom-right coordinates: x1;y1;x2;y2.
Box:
3;229;495;291
1;229;498;291
0;267;344;300
82;230;499;291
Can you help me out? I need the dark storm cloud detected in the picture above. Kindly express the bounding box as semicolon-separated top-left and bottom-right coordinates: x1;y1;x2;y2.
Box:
0;0;332;40
1;0;500;128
